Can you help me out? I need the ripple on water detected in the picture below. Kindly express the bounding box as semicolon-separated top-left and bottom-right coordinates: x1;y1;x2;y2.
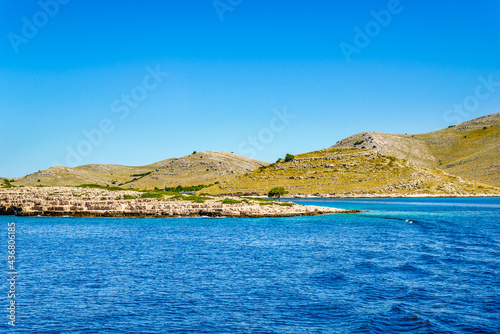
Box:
2;197;500;333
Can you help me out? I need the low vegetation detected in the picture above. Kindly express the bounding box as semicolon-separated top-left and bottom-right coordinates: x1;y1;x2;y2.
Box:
268;187;287;201
284;153;294;162
140;192;163;199
123;195;137;200
76;184;126;191
182;195;207;203
154;184;216;192
221;198;242;205
243;197;273;202
1;179;15;188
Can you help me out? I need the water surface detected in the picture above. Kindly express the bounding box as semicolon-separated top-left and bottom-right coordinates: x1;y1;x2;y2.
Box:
1;197;499;333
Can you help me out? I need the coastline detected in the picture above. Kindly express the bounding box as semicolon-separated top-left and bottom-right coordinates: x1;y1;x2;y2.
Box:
0;187;359;218
284;193;500;199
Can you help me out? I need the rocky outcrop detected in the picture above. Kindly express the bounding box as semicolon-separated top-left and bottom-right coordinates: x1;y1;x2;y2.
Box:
0;187;356;218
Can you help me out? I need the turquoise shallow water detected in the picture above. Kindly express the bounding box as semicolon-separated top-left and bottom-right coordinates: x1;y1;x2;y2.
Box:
1;197;499;333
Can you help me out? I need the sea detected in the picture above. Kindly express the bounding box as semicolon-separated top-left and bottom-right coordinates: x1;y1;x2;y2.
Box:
0;197;499;333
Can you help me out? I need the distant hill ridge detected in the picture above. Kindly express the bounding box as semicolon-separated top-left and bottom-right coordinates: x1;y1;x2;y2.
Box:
14;151;268;189
333;112;500;187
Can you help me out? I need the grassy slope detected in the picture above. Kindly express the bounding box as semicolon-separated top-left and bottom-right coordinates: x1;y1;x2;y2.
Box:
14;151;268;189
334;112;500;186
125;151;268;189
202;147;500;196
13;161;167;188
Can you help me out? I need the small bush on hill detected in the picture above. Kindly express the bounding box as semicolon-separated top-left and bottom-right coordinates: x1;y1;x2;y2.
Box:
221;199;242;204
184;195;207;203
141;193;163;199
123;195;137;200
268;187;287;201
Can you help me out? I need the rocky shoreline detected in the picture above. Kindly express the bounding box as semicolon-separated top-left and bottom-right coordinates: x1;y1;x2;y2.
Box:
0;187;357;218
285;193;500;198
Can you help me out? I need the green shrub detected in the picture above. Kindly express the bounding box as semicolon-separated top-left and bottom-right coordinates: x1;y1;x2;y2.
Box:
268;187;287;201
221;198;242;204
77;184;106;189
284;153;294;162
76;184;131;192
123;195;137;200
141;192;163;199
170;194;185;201
243;197;273;202
2;179;15;188
184;195;207;203
131;172;151;177
155;184;215;193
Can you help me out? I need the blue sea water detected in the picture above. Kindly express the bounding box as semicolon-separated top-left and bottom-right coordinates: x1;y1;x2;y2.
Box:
0;197;499;333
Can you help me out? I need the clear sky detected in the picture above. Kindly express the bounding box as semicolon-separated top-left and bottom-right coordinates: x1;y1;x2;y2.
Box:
1;0;499;177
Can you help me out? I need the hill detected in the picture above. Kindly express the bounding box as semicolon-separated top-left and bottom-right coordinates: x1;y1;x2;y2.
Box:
13;151;268;189
333;112;500;187
202;147;500;196
125;151;268;189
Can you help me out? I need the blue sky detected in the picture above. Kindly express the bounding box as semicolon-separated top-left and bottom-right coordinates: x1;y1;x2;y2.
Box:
1;0;499;177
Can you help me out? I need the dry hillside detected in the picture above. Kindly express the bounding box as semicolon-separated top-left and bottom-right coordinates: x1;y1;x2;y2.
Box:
14;151;268;189
334;112;500;186
125;151;268;189
203;147;500;196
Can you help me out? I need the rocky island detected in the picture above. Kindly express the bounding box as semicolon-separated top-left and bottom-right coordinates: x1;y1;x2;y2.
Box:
0;187;357;218
5;114;499;201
